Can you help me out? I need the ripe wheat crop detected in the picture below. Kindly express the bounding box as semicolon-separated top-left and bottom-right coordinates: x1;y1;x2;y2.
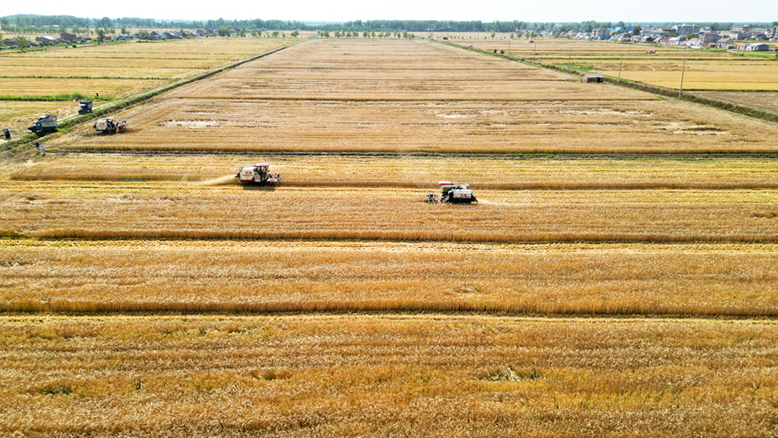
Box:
2;240;778;316
0;315;776;436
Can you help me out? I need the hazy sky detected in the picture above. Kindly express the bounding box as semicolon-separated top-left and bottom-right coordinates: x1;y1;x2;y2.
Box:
4;0;777;23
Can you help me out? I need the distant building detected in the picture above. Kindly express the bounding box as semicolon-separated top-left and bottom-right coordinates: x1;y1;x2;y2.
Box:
59;32;76;43
746;43;770;51
673;24;700;35
592;28;611;40
700;33;720;45
36;36;59;46
731;24;752;33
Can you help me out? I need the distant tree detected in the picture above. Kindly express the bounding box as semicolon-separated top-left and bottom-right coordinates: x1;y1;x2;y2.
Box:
334;31;341;38
237;28;247;37
16;36;29;48
632;26;642;35
272;30;280;37
96;29;105;43
138;30;149;40
646;36;654;42
685;33;697;39
491;32;496;38
0;17;9;26
217;27;230;37
72;25;81;34
363;31;369;38
616;21;625;28
256;30;262;37
291;30;299;37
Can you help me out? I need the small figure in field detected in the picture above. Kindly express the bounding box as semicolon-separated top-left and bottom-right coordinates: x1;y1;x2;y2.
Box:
35;141;40;154
35;141;45;156
3;128;10;140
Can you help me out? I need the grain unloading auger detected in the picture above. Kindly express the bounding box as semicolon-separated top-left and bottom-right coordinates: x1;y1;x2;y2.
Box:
236;163;281;185
426;181;477;204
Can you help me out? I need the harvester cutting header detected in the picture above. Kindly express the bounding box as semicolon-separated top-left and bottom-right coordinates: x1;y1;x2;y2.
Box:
237;163;281;185
426;181;477;204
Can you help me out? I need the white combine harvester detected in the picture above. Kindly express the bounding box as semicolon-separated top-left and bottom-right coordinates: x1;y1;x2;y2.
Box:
426;181;477;204
236;163;281;185
94;117;127;134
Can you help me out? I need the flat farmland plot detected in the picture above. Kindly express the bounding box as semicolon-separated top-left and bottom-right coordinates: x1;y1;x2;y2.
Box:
3;37;778;436
41;39;778;154
2;240;778;316
0;38;294;138
9;153;778;189
451;39;778;91
2;183;778;242
1;316;776;436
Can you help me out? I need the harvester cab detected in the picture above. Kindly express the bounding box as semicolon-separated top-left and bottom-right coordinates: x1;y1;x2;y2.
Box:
237;163;281;185
78;100;93;115
426;181;477;204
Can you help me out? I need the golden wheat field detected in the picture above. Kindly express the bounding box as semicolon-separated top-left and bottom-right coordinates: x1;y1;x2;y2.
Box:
9;152;778;188
2;37;778;436
1;316;777;436
0;37;294;138
2;240;778;316
36;39;778;154
453;38;778;92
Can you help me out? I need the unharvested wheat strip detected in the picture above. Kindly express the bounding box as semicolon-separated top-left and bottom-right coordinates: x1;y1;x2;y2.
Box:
2;187;778;243
2;240;777;317
10;153;778;190
0;315;776;436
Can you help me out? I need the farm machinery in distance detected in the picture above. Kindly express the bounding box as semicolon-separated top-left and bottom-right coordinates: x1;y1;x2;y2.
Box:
425;181;477;204
236;163;281;185
94;117;127;134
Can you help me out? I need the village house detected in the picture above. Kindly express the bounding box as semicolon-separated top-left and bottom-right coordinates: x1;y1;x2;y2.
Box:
36;36;59;46
700;33;720;45
673;24;700;35
746;43;770;51
59;32;76;43
592;28;611;40
716;38;735;49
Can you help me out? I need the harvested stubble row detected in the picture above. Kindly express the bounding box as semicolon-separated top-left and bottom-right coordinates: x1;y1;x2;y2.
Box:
0;315;776;436
2;240;777;316
2;186;778;242
51;98;778;154
9;153;778;190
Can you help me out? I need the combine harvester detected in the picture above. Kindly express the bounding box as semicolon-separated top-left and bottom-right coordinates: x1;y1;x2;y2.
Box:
426;181;477;204
28;115;58;134
236;163;281;185
78;100;93;115
94;117;127;134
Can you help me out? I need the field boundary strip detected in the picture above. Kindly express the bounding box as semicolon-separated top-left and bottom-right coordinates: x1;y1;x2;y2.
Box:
439;40;778;124
3;299;778;318
4;229;778;244
0;37;314;158
10;173;778;190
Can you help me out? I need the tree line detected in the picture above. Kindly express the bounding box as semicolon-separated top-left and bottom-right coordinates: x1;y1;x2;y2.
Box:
1;15;776;34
